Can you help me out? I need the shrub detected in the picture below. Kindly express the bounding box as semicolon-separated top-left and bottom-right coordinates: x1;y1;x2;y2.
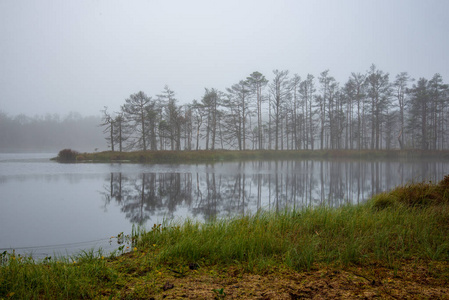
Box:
57;149;79;162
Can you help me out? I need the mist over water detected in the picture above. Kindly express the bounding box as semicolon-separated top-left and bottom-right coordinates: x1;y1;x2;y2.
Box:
1;153;448;258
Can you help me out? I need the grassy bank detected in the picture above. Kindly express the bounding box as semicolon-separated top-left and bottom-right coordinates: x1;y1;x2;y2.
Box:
1;177;449;299
55;149;449;163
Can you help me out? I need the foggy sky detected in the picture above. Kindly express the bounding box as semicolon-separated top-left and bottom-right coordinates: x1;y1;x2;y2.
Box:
1;0;448;117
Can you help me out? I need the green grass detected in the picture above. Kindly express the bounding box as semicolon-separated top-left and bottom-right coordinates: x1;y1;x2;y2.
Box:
2;176;449;298
56;149;449;163
139;199;448;270
0;249;119;299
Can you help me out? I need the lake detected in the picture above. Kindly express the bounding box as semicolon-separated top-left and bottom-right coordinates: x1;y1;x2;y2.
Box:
1;153;448;259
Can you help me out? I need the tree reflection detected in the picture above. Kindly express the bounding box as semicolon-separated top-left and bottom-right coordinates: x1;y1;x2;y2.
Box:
102;160;446;225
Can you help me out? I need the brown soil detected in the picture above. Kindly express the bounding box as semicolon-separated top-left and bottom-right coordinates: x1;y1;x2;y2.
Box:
118;260;449;299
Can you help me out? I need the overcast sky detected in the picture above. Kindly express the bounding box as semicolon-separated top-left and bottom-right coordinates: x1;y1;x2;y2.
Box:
1;0;448;117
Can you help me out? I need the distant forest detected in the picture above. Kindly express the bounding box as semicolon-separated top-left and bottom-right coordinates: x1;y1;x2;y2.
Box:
101;65;449;152
0;112;106;152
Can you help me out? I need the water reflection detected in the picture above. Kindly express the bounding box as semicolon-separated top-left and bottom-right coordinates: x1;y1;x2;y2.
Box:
102;159;449;223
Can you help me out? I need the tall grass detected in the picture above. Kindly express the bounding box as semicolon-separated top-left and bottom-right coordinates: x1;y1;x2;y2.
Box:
0;249;118;299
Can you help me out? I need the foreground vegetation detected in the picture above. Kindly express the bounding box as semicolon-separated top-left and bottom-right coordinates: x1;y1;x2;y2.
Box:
55;148;449;163
2;177;449;299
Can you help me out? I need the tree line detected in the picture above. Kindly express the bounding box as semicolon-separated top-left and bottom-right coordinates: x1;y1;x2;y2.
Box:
101;65;449;152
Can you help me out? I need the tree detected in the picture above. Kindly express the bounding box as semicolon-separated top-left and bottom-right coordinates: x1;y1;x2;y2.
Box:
332;90;346;149
100;107;115;151
189;100;203;150
317;70;339;149
121;91;152;151
99;108;129;152
408;75;449;150
113;112;128;152
225;80;251;150
393;72;412;149
365;65;392;149
344;73;366;150
222;93;242;150
201;88;221;150
407;78;430;149
299;74;316;149
269;70;291;150
317;70;329;149
247;71;268;149
290;74;302;149
427;74;448;150
146;101;160;151
157;85;182;150
182;105;193;150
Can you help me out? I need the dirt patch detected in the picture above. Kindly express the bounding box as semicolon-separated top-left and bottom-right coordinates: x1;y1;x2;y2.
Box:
120;260;449;299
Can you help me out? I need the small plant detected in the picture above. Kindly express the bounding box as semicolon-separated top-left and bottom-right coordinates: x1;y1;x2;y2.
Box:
109;231;135;256
212;287;226;299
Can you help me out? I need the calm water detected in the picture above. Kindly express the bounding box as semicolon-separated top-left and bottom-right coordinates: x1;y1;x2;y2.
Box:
1;153;448;258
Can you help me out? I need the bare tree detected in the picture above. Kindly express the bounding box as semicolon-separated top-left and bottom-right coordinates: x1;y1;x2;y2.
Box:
100;106;115;151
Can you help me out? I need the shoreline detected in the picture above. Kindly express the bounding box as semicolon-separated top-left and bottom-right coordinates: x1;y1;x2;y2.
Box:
54;149;449;163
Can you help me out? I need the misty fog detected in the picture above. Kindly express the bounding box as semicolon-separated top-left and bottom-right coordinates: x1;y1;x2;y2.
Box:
0;111;106;153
